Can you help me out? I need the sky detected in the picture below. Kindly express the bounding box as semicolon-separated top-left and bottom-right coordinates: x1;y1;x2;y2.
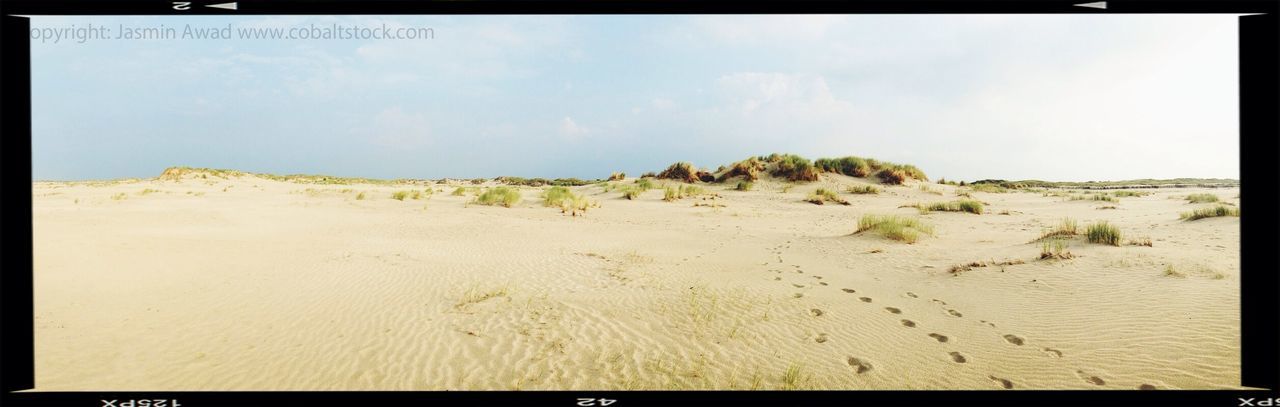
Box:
30;15;1240;182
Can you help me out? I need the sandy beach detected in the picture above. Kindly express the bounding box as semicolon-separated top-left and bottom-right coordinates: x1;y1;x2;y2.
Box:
31;168;1240;391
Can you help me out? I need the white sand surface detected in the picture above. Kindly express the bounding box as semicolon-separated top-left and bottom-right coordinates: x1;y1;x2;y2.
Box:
32;172;1240;390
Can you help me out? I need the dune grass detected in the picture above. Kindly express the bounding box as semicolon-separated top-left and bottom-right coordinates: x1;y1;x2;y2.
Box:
474;187;521;208
656;162;700;183
621;186;643;200
968;184;1009;193
608;172;626;181
111;192;127;200
805;188;849;205
138;188;160;196
846;185;879;194
542;186;575;207
1086;221;1122;246
1070;193;1116;203
856;214;933;244
1039;239;1074;260
918;184;943;195
636;178;656;190
915;199;983;214
1186;193;1220;203
451;187;467;196
1112;190;1151;197
391;190;410;201
735;181;753;191
770;154;820;182
455;285;510;309
1180;205;1240;220
355;192;366;200
1035;217;1078;241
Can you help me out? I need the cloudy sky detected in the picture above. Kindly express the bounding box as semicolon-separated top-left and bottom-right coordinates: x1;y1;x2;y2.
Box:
31;15;1239;181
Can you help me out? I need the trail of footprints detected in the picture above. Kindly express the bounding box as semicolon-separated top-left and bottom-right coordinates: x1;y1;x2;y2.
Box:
762;241;1120;389
828;287;1117;389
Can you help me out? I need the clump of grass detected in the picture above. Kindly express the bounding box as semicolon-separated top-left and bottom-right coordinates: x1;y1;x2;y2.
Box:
1186;193;1219;203
780;363;805;390
663;186;680;202
1086;221;1122;246
718;158;765;182
111;193;127;200
1163;265;1186;278
1180;205;1240;220
561;194;595;216
1036;217;1078;240
1097;205;1118;210
451;187;467;196
856;214;933;244
391;190;410;201
636;178;656;190
1070;193;1116;203
608;172;626;181
805;188;849;205
915;199;983;214
1039;239;1074;260
656;162;700;183
621;186;643;200
780;185;795;193
1128;236;1153;247
918;184;943;195
1113;190;1151;197
542;186;575;207
138;188;160;195
735;181;753;191
355;192;366;200
847;185;879;194
474;187;521;208
814;156;871;177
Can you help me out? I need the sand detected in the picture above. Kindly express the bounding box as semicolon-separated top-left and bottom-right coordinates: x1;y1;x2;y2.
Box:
31;172;1241;390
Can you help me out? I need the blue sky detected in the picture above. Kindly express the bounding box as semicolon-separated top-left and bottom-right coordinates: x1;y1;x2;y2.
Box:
31;15;1239;181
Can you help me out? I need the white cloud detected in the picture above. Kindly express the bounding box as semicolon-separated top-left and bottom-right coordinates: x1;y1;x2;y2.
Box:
559;117;590;140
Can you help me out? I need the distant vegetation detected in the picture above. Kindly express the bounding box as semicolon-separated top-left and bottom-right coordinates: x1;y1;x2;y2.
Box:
967;178;1237;190
494;176;596;187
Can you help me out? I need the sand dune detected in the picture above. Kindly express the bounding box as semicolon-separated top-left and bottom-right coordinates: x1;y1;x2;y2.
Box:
31;171;1240;390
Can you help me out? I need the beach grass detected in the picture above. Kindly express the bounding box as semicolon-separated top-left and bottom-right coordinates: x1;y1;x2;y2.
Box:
856;214;933;244
1180;205;1240;220
1186;193;1220;203
1086;221;1122;246
475;187;521;208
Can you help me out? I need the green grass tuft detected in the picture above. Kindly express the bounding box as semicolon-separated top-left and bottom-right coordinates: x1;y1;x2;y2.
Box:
542;186;575;207
856;214;934;244
474;187;521;208
1185;193;1219;203
735;181;753;191
916;199;983;214
805;188;849;205
846;185;879;194
1086;221;1122;246
1180;205;1239;220
451;187;467;196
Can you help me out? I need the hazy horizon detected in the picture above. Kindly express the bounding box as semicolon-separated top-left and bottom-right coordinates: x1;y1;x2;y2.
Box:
31;15;1240;182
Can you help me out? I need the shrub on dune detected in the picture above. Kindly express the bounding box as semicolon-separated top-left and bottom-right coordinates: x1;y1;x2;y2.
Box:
391;191;410;201
717;158;765;182
451;187;467;196
771;154;820;182
542;186;574;207
805;188;850;205
608;172;626;181
846;185;880;194
814;156;871;177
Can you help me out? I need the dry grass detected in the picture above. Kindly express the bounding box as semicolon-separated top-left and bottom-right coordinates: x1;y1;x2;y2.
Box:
805;188;849;205
1180;205;1239;220
1185;193;1219;203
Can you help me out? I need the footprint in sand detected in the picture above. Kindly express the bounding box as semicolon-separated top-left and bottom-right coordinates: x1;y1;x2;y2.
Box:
859;297;873;303
928;333;949;343
842;288;856;293
815;333;829;343
905;292;918;298
884;307;902;314
988;375;1014;389
901;319;917;328
1076;371;1105;386
774;277;782;281
1002;334;1025;346
948;352;967;363
811;275;823;280
946;309;963;317
931;299;947;306
793;293;804;298
847;357;874;374
810;308;825;317
1041;347;1063;358
818;282;829;286
1138;384;1157;390
792;284;805;288
979;320;997;328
